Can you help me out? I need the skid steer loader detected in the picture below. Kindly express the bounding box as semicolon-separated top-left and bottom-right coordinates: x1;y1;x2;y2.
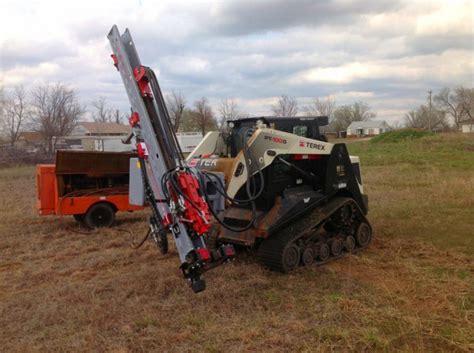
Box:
188;116;371;272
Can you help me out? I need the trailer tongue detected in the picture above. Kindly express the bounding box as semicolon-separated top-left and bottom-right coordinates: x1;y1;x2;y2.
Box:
107;26;235;292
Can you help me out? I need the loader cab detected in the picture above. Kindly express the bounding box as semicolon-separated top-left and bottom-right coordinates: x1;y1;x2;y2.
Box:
228;116;328;157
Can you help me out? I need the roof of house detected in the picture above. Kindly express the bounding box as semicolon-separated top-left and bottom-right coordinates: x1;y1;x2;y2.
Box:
18;131;43;143
347;120;389;129
78;122;131;134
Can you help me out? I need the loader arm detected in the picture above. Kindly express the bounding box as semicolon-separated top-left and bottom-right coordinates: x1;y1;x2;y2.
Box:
226;127;333;198
189;126;334;198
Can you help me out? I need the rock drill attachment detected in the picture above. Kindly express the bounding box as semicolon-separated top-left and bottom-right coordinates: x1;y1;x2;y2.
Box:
107;25;235;292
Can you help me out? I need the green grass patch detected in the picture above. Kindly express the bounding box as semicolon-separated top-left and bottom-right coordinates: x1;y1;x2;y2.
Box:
370;128;434;144
349;133;474;171
347;133;474;255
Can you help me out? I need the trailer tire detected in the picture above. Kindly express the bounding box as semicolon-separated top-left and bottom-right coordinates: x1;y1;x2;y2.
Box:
84;203;115;229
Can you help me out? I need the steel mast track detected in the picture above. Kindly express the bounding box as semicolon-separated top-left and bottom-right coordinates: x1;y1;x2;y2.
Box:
108;25;235;292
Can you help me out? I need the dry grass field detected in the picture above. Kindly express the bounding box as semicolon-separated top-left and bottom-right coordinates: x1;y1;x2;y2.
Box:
0;133;473;352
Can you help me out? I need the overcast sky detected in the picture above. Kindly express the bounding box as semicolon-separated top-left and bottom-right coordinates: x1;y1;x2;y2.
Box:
1;0;472;124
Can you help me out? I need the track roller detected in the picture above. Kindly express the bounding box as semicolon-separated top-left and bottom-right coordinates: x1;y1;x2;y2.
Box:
318;243;330;262
301;246;315;266
356;222;372;247
345;235;356;252
330;238;343;256
258;198;372;273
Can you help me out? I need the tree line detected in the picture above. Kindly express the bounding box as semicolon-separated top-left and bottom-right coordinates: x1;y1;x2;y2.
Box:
404;87;473;131
1;83;85;153
0;83;246;153
0;83;389;153
2;82;472;154
170;94;377;134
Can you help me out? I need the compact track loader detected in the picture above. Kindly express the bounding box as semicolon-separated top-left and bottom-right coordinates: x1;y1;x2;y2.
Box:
188;116;372;272
108;26;372;292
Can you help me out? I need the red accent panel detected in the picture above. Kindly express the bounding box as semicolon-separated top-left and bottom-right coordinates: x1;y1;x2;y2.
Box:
129;112;140;127
176;171;211;235
162;213;173;227
133;66;153;98
196;248;210;262
137;142;149;159
223;245;235;257
292;154;322;160
111;54;119;70
187;158;198;167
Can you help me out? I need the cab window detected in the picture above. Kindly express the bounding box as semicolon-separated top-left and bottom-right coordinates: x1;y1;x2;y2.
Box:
292;125;308;137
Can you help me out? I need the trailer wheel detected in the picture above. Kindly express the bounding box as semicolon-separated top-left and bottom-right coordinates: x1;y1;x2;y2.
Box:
84;203;115;229
73;214;85;225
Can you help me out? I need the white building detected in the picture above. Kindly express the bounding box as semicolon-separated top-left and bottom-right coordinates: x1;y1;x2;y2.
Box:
55;122;204;153
461;121;474;133
347;120;391;137
55;122;133;152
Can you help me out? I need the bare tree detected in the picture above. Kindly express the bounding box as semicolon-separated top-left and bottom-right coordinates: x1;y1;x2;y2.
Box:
193;97;216;135
455;87;474;122
91;96;114;123
433;88;457;130
390;120;404;130
331;101;376;131
433;86;474;130
0;85;6;143
31;83;84;154
166;92;186;132
113;109;123;124
304;96;336;119
1;85;30;147
404;105;449;130
404;110;420;128
218;98;248;130
0;85;4;121
271;95;298;117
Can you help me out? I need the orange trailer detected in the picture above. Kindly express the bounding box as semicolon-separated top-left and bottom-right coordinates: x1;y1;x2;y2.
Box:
36;150;143;228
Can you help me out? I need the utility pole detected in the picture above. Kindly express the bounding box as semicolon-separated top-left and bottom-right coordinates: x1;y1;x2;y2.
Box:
428;90;432;131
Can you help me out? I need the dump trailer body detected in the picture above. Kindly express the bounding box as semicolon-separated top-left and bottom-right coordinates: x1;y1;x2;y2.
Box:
36;150;143;228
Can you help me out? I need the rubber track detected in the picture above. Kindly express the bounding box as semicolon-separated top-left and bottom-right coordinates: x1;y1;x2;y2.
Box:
258;197;370;272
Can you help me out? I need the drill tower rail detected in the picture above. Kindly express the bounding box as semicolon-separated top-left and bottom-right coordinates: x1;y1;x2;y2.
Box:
108;25;234;292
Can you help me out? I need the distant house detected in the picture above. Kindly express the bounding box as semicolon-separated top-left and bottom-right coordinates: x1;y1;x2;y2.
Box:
53;122;205;153
16;132;45;152
461;120;474;133
54;122;133;152
346;120;391;137
72;122;131;137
